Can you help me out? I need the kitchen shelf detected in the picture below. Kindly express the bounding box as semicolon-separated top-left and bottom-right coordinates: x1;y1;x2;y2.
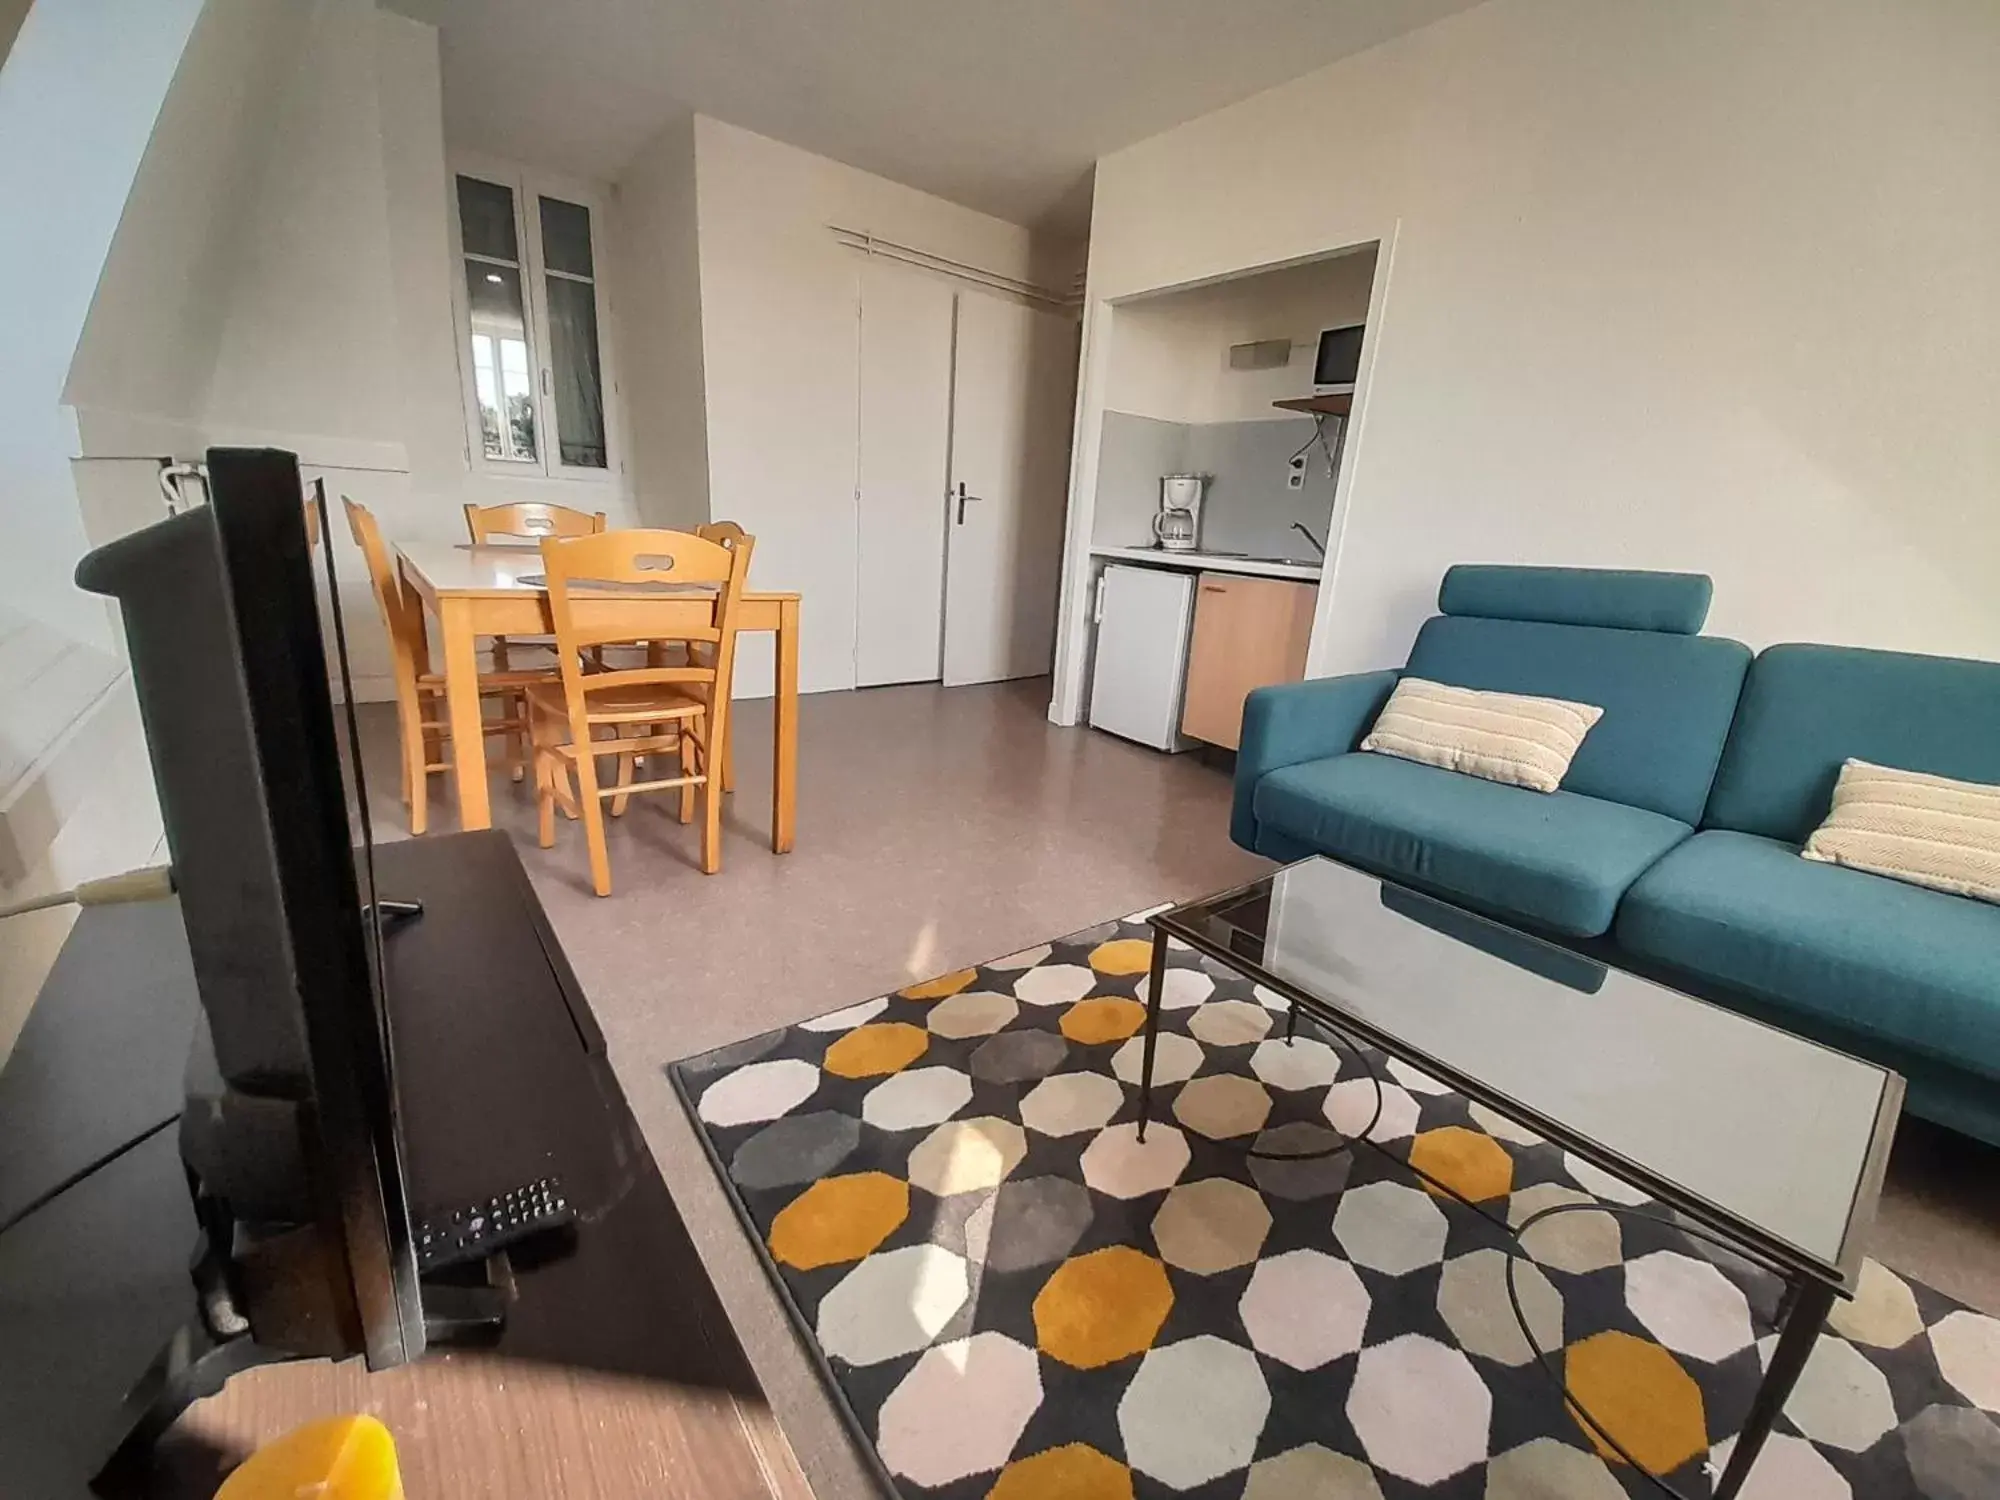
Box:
1272;392;1353;417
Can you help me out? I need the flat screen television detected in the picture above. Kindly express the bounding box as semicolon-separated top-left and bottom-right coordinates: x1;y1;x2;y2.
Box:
74;449;424;1446
1313;323;1365;388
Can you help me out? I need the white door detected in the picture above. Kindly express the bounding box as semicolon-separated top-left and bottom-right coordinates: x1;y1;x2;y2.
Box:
942;292;1080;686
855;260;957;686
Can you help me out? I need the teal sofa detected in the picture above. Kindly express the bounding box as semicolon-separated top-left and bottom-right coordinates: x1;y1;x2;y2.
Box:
1233;566;2000;1145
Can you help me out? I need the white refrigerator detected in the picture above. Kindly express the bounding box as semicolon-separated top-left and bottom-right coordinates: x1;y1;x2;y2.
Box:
1088;564;1199;752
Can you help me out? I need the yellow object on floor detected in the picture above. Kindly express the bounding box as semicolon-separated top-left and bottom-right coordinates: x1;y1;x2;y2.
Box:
215;1414;403;1500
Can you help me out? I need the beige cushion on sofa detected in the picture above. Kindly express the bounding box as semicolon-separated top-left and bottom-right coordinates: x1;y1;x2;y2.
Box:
1359;677;1604;794
1801;759;2000;905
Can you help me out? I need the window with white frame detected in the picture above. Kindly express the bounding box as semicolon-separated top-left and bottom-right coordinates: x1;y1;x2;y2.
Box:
451;163;615;478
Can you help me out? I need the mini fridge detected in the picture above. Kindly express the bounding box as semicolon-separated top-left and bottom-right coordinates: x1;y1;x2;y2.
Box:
1088;564;1198;752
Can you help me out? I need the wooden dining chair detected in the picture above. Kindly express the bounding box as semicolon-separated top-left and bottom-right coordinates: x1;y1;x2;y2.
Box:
464;501;609;675
689;521;752;792
524;529;751;893
343;497;557;834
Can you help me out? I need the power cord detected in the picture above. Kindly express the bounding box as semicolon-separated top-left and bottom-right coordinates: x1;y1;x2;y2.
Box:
0;864;176;921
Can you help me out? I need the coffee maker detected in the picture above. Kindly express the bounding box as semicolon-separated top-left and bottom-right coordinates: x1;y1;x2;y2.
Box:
1153;474;1207;552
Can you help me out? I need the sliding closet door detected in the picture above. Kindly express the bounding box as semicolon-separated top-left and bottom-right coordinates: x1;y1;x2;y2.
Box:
854;260;956;687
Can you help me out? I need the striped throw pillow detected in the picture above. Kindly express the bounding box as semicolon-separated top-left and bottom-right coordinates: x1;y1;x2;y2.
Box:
1801;759;2000;905
1359;677;1604;793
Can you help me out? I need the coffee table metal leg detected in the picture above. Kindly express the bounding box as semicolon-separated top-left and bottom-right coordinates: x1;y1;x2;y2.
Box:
1135;927;1169;1142
1711;1276;1835;1500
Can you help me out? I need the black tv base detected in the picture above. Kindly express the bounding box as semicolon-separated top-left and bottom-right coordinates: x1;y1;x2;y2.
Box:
0;830;761;1497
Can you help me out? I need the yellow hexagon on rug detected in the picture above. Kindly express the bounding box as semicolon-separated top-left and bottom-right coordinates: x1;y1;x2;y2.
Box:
1087;939;1153;976
899;969;978;1001
824;1022;929;1078
1033;1247;1174;1370
988;1443;1135;1500
1564;1330;1707;1473
1409;1125;1515;1203
1061;997;1148;1045
769;1172;909;1271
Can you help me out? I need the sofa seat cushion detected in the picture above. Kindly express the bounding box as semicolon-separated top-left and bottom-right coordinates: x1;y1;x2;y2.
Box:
1251;752;1691;937
1617;830;2000;1075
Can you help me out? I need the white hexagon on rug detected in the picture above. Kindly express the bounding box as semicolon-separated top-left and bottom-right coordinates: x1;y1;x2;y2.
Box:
986;942;1051;971
876;1331;1043;1487
1707;1431;1851;1500
1118;1335;1270;1489
925;990;1019;1039
1468;1101;1544;1146
1152;1179;1271;1273
798;997;888;1033
1484;1437;1624;1500
862;1067;974;1132
1562;1150;1653;1205
907;1116;1027;1196
1332;1181;1449;1276
1111;1032;1202;1086
1019;1072;1125;1137
1187;1000;1272;1048
816;1244;969;1366
1508;1183;1622;1274
1011;963;1097;1007
1079;1121;1191;1199
1172;1075;1271;1140
1253;985;1289;1012
1249;1037;1343;1091
1826;1260;1924;1350
1932;1309;2000;1411
1324;1078;1420;1142
1381;1057;1449;1095
1437;1248;1562;1367
1779;1334;1897;1452
1347;1333;1491;1485
696;1058;821;1126
1137;967;1215;1011
1625;1250;1754;1363
1240;1444;1383;1500
1240;1250;1370;1370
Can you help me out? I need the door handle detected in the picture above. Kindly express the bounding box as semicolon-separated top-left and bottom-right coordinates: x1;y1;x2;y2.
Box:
954;481;982;525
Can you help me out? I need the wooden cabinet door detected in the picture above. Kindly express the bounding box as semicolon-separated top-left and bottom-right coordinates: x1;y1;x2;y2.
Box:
1180;574;1317;749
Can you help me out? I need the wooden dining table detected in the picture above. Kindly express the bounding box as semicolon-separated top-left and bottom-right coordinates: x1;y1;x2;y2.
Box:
395;542;799;852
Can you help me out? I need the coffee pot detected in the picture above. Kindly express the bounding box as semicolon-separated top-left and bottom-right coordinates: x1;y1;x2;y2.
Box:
1153;474;1206;553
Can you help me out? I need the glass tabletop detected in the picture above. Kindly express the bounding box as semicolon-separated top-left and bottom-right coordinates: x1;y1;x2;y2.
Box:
1155;858;1901;1280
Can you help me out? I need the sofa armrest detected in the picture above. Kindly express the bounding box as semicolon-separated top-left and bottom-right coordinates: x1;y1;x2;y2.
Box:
1231;670;1400;851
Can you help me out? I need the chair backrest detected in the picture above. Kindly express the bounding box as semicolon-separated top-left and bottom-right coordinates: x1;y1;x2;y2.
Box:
537;528;754;740
695;519;748;548
1703;643;2000;842
464;501;605;543
342;497;426;697
1401;565;1750;824
303;482;323;549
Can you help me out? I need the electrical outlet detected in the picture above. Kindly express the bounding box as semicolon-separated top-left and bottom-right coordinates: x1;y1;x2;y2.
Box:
1286;453;1308;491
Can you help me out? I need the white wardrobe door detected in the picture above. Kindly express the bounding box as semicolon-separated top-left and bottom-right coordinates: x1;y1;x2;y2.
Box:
855;260;956;687
942;290;1080;686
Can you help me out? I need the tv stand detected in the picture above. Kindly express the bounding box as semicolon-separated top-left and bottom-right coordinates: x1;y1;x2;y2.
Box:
3;831;775;1499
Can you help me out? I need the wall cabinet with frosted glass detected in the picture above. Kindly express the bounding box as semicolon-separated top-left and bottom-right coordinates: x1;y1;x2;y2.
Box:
448;158;620;482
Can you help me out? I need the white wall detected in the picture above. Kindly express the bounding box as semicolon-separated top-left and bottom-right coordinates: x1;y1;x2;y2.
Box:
1059;0;2000;715
611;115;710;530
689;116;1082;698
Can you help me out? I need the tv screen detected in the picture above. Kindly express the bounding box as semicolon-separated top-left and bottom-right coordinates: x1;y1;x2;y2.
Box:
74;449;424;1373
1314;324;1364;387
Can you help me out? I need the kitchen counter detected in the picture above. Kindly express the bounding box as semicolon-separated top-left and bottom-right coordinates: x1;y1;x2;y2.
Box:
1089;545;1321;582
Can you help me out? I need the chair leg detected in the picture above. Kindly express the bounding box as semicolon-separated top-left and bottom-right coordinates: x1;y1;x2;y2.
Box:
530;705;557;849
720;712;735;794
699;743;722;876
610;726;636;818
678;728;696;825
507;690;527;783
573;731;614;896
400;696;429;837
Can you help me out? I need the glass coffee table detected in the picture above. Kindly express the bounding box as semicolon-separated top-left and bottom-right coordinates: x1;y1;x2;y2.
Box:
1136;857;1904;1500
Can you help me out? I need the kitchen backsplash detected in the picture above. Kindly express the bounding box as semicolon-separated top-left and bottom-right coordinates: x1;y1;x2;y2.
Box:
1093;409;1338;562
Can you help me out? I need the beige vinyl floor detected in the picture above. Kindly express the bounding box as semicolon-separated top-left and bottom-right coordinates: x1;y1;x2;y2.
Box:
351;676;2000;1500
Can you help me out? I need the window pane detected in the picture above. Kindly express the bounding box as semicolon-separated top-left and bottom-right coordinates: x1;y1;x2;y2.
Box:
539;195;594;278
464;261;536;462
545;275;606;468
457;175;519;261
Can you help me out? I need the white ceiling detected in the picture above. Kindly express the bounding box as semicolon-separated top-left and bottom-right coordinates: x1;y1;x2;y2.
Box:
386;0;1485;232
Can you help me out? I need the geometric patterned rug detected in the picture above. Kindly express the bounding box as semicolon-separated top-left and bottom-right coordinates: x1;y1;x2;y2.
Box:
670;909;2000;1500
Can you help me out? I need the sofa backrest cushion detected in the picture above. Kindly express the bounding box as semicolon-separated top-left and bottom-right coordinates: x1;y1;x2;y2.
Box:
1440;565;1713;635
1704;644;2000;843
1405;615;1751;824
